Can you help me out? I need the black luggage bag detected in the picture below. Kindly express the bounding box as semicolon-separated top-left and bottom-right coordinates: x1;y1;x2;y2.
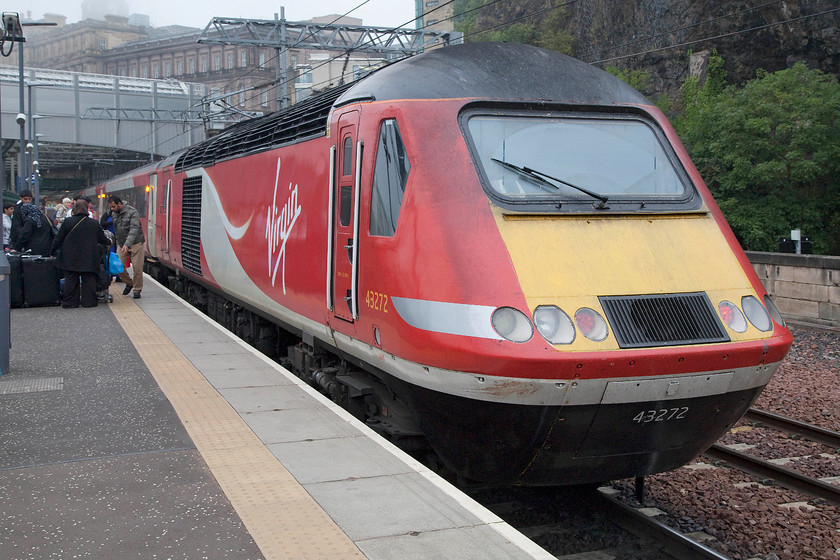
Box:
7;253;24;308
21;256;61;307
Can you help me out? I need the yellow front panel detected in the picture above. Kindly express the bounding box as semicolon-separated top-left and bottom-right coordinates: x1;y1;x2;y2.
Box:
492;209;761;350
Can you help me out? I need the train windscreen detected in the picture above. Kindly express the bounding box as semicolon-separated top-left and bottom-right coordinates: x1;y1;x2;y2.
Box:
464;110;700;212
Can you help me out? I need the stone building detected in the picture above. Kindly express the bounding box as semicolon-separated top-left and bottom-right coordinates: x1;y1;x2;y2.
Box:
417;0;455;32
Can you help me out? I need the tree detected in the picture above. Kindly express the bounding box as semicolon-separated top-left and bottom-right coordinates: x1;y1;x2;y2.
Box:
676;60;840;254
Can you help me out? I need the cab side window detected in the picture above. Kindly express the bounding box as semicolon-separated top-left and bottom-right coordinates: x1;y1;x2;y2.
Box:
370;119;410;237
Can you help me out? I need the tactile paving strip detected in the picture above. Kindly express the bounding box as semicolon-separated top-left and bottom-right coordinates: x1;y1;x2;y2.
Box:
0;376;64;394
108;289;365;560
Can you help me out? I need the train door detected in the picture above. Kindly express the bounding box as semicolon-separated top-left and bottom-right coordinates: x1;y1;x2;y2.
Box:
330;110;361;322
155;175;172;257
147;174;157;256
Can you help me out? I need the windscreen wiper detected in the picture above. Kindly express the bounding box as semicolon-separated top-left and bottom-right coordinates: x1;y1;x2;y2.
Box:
491;158;610;209
491;158;559;194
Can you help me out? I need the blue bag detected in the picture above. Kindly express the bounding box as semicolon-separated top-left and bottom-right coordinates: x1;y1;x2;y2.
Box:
108;251;124;275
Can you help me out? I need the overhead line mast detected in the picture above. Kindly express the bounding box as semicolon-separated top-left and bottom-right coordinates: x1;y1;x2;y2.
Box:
197;9;462;109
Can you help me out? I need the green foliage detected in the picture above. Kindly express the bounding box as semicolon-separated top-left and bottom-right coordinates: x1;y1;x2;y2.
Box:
605;66;650;92
676;59;840;254
453;0;573;54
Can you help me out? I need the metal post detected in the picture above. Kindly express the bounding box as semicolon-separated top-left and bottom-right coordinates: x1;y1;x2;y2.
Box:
274;13;281;108
0;249;9;375
0;65;4;194
280;7;288;109
17;38;25;192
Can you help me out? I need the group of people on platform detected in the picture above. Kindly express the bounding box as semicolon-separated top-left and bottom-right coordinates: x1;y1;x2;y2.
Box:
3;189;145;309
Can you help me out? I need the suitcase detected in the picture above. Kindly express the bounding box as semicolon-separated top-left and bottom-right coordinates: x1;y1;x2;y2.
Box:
7;254;24;308
21;256;61;307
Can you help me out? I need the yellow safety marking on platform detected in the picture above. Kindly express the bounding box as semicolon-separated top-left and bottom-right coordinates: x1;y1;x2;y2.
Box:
108;288;365;560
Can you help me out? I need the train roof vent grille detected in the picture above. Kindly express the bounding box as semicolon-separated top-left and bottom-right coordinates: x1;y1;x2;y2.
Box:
600;292;729;349
175;82;355;172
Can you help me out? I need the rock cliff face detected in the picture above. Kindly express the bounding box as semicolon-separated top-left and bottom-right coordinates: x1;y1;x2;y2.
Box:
471;0;840;98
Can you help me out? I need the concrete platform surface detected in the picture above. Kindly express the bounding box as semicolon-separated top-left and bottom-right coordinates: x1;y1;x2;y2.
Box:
0;279;552;560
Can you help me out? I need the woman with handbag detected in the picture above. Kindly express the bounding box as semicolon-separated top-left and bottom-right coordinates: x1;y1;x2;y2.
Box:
50;199;110;308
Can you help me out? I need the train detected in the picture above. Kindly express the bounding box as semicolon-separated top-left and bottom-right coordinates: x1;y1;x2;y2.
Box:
85;42;793;486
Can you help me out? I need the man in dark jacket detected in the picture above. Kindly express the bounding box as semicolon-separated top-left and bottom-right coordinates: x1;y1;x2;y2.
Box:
9;189;33;249
12;199;54;256
104;195;145;298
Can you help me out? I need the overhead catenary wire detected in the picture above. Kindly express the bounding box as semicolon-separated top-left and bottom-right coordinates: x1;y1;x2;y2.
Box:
120;0;839;158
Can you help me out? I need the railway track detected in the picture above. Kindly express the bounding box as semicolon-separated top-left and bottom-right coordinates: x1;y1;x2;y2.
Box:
471;485;734;560
704;407;840;507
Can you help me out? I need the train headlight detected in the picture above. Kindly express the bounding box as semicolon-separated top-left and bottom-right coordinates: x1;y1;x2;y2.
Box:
742;296;772;332
533;306;575;345
574;308;608;342
492;307;533;343
764;295;786;327
718;301;747;333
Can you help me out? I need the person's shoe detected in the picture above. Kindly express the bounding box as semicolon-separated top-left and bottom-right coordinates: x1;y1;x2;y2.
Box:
122;284;132;295
133;292;141;299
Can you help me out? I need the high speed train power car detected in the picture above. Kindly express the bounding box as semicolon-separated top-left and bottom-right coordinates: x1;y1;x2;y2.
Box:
87;42;792;485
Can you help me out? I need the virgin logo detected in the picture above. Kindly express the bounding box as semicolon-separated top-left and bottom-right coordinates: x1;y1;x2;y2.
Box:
265;158;301;294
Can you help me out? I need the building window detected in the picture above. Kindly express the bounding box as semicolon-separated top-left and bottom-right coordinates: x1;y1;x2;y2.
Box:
214;54;221;71
258;52;265;69
153;63;159;78
188;58;195;74
176;60;183;74
201;57;208;73
426;0;439;6
261;91;269;106
427;19;439;25
99;38;107;50
119;68;126;76
240;51;247;67
164;61;171;77
239;92;245;106
130;65;137;77
141;64;148;78
296;65;312;84
227;53;234;69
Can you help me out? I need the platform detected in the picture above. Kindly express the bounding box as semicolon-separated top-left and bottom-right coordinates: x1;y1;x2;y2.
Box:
0;278;553;559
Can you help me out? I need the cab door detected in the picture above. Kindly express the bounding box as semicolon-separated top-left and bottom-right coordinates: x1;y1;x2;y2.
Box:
330;111;361;322
156;175;172;257
147;174;157;256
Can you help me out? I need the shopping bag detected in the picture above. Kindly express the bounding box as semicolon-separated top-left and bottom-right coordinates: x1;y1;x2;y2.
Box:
108;251;124;275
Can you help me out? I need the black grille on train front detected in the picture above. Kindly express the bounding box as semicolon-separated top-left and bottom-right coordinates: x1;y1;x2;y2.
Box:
181;176;202;276
600;292;729;349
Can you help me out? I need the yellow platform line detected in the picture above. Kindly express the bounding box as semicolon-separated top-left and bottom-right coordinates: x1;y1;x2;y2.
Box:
108;288;364;560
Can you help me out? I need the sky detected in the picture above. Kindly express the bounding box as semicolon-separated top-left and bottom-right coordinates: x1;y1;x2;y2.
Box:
13;0;418;30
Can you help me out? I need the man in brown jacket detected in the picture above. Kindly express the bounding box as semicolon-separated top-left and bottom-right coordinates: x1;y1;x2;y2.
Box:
106;195;145;299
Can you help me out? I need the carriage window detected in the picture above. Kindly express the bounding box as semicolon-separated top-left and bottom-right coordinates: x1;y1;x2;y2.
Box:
343;137;353;176
370;119;411;237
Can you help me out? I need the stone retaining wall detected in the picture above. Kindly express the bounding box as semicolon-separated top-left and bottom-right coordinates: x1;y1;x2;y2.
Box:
746;252;840;327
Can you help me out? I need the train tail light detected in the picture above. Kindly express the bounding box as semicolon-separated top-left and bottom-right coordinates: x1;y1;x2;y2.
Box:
742;295;772;332
575;308;608;342
492;307;533;343
533;305;575;344
718;301;747;332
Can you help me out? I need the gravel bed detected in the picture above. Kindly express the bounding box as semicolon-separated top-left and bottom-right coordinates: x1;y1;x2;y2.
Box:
615;325;840;560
